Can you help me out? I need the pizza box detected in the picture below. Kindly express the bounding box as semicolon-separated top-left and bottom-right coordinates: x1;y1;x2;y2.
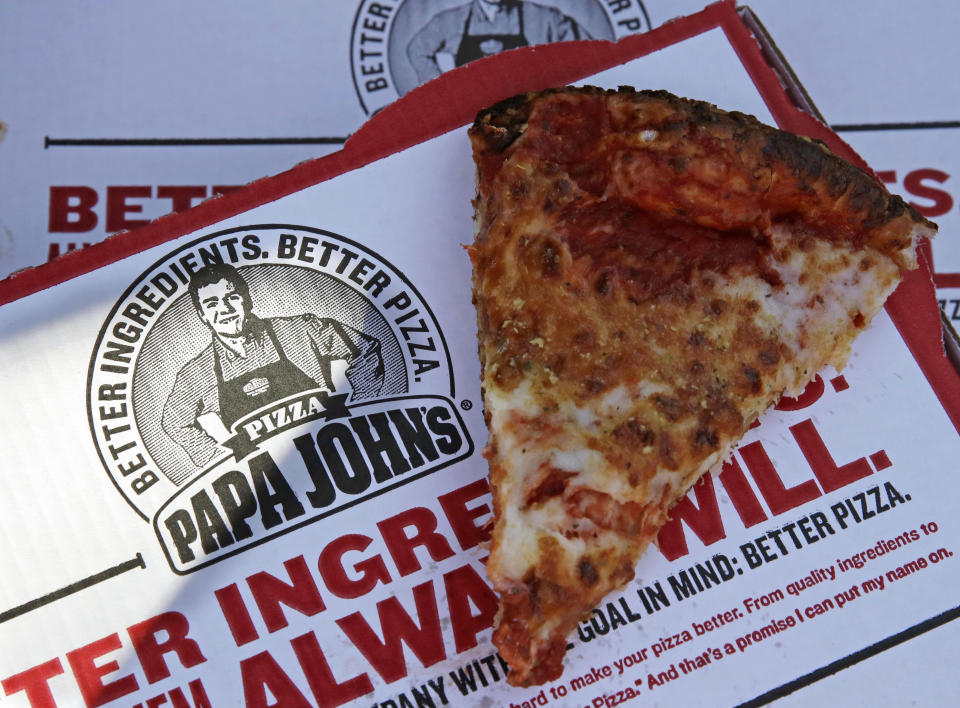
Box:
1;2;959;706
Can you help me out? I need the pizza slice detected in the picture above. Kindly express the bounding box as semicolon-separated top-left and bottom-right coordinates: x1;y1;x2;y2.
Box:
467;87;936;686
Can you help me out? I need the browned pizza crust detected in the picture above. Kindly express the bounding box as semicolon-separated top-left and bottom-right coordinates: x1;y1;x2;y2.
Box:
468;87;934;686
473;87;928;268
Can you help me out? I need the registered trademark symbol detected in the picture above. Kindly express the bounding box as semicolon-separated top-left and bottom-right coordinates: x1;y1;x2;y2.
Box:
460;400;473;411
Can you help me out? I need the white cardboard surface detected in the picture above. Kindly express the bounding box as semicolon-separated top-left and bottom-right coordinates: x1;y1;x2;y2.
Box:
2;25;960;707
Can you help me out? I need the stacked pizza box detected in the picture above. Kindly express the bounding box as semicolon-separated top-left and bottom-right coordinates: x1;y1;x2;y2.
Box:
0;3;958;706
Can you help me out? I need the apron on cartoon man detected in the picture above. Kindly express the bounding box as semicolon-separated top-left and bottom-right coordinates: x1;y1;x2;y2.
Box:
164;315;382;469
213;320;321;430
407;0;591;84
454;1;529;66
162;264;384;469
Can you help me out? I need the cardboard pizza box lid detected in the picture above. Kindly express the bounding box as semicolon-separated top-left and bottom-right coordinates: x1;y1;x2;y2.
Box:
1;2;959;706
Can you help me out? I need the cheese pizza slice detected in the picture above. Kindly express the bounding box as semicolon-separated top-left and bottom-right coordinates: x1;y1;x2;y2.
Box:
467;87;936;686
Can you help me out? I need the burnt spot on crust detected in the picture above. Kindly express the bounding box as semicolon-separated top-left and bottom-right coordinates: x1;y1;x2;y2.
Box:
688;330;707;347
583;378;607;395
510;181;530;199
740;364;761;394
654;395;685;421
824;169;850;199
762;131;827;182
758;348;780;366
594;270;612;295
472;91;537;153
668;156;687;172
578;558;599;586
573;329;595;346
863;193;910;229
694;427;719;449
612;418;656;446
709;298;728;315
847;179;886;216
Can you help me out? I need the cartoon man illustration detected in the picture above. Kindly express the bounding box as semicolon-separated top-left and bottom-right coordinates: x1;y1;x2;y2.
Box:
162;263;384;468
406;0;591;83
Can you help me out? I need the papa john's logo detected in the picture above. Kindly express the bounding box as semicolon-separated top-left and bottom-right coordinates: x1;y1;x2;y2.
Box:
351;0;651;114
87;224;472;574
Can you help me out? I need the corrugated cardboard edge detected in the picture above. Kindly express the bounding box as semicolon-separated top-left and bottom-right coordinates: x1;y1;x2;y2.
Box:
942;311;960;373
736;6;827;124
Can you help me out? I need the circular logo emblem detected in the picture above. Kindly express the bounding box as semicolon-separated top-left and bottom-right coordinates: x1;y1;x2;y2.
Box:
88;224;471;572
351;0;652;114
